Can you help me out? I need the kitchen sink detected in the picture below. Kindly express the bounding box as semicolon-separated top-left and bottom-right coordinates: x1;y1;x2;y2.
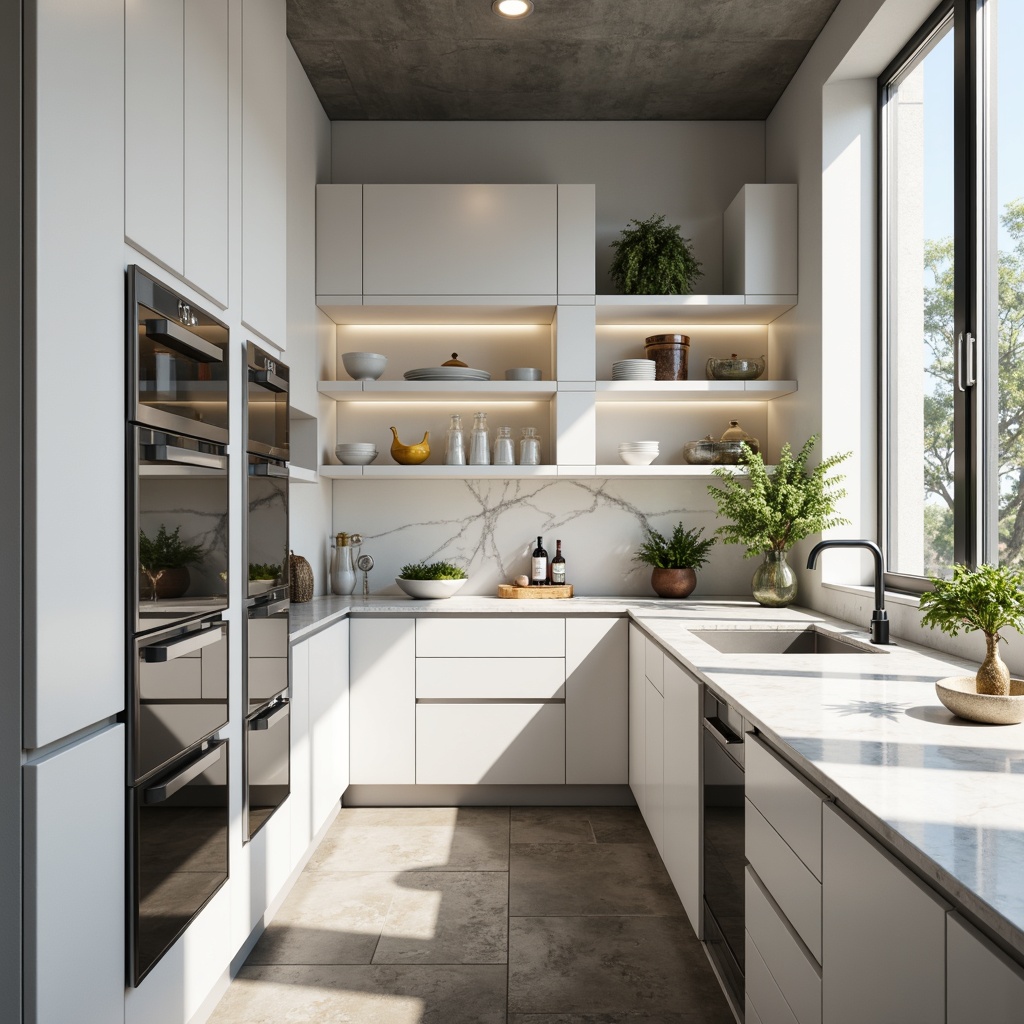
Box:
691;627;882;655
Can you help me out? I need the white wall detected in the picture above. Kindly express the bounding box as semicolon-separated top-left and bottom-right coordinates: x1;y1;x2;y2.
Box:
331;120;766;294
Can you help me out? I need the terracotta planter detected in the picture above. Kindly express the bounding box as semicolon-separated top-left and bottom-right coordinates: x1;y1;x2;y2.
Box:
650;567;697;599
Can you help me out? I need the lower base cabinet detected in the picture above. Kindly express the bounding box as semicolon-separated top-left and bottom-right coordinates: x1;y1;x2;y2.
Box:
947;912;1024;1023
644;677;664;851
308;620;349;831
628;623;646;813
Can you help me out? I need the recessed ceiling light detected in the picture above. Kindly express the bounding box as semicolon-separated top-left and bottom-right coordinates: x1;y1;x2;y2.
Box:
492;0;534;19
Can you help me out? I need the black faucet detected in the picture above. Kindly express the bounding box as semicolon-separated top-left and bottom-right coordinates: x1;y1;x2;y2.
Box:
805;539;890;645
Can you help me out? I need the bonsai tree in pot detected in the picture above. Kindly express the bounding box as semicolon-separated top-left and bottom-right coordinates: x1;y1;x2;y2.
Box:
609;214;703;294
634;523;715;598
919;562;1024;697
139;524;204;599
707;435;851;607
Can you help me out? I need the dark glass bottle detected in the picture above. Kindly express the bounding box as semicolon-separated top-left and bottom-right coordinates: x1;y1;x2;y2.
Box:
531;536;548;585
551;539;566;585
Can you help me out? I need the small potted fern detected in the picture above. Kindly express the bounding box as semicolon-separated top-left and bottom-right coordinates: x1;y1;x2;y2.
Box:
609;214;703;294
396;559;468;600
634;524;716;598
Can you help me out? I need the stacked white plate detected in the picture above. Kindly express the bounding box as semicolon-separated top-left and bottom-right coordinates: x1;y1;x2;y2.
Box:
612;359;656;381
618;441;660;466
335;441;378;466
404;366;492;381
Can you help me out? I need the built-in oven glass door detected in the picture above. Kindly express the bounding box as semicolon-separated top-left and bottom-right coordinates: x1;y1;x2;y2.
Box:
246;341;289;460
131;738;228;986
129;266;229;443
245;699;290;841
245;597;289;714
246;455;289;601
132;426;229;634
132;618;228;785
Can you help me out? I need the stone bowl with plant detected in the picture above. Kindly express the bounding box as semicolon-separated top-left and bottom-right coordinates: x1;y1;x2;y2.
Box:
609;214;703;295
634;523;715;598
919;562;1024;723
707;435;851;606
139;524;205;600
396;559;469;600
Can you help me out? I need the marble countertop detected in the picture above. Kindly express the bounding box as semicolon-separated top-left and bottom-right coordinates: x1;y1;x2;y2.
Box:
289;592;1024;957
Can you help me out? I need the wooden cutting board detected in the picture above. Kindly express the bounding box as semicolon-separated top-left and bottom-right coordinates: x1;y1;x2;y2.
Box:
497;584;574;599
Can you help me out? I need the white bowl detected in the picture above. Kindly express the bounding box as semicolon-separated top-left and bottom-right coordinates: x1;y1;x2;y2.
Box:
505;367;542;381
395;577;468;599
342;351;387;381
336;442;377;451
619;451;658;466
336;450;378;466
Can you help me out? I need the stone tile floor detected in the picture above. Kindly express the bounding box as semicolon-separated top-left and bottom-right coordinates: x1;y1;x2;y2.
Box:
208;806;734;1023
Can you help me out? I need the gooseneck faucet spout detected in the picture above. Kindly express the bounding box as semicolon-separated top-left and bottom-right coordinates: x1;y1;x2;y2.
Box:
806;539;890;644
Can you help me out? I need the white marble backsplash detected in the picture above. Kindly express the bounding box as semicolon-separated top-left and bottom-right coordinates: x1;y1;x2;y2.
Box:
331;478;753;597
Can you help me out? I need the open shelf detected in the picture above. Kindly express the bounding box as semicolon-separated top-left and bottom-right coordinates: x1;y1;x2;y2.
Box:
595;294;796;326
318;380;557;403
316;295;558;326
319;463;758;480
288;465;319;484
595;381;797;402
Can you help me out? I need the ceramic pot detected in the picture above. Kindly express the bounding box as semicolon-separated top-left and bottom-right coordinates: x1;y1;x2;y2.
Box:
650;567;697;599
935;676;1024;724
751;550;797;607
389;427;431;465
140;565;190;600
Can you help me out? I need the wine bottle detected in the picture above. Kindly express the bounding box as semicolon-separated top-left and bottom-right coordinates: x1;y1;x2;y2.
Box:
531;536;548;585
550;539;566;585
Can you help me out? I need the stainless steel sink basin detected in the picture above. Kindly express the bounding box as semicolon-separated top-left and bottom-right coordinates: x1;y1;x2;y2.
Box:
691;627;882;655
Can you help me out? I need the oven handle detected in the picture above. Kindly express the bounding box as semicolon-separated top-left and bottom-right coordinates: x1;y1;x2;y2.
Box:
142;623;225;663
249;368;289;393
145;318;223;363
703;715;744;750
249;461;289;478
252;701;289;731
142;444;228;471
249;598;290;618
144;741;224;804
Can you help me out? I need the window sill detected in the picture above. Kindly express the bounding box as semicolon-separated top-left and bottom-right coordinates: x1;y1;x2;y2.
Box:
821;581;923;609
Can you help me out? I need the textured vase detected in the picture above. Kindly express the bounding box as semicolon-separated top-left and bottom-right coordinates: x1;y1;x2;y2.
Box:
751;550;797;607
650;567;697;599
977;633;1011;696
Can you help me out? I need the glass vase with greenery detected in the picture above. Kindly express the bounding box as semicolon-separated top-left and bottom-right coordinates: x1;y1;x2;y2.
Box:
609;214;703;295
707;435;851;606
633;523;715;598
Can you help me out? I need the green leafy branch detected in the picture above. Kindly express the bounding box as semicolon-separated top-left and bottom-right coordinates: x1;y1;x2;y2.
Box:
919;562;1024;642
399;560;468;581
633;523;716;569
609;214;703;295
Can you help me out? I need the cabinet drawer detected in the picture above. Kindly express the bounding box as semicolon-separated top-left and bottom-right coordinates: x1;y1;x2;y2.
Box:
416;618;564;658
746;867;821;1024
747;734;824;879
416;658;564;699
746;932;799;1024
416;703;565;784
644;636;664;694
746;799;822;962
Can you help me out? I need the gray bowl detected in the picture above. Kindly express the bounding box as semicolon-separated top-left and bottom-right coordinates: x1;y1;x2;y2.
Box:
342;351;387;381
505;367;542;381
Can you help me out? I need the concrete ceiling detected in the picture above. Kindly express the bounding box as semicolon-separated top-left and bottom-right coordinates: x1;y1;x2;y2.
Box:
287;0;842;121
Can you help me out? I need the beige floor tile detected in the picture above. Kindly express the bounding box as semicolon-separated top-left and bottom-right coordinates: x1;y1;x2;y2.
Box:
207;963;508;1024
510;842;684;916
374;871;508;965
247;871;396;965
511;807;597;844
508;916;731;1018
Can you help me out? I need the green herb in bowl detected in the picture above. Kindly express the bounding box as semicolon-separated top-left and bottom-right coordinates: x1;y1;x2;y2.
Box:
398;561;468;581
396;560;468;599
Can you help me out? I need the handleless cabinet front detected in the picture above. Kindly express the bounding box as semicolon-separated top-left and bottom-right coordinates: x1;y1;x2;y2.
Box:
628;624;647;813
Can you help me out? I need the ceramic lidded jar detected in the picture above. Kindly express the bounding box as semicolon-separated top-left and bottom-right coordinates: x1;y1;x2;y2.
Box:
644;334;690;380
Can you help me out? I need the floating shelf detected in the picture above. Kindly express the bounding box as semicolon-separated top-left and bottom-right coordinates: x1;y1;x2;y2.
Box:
288;466;318;484
595;380;797;402
315;295;558;326
595;294;797;326
318;380;557;403
318;463;758;480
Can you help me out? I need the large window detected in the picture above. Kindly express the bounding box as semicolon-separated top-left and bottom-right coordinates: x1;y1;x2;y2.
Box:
881;0;1024;587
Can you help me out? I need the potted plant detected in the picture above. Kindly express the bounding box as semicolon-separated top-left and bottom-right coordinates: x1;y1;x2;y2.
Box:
708;435;851;607
634;523;715;598
139;524;204;599
919;564;1024;720
609;214;703;294
396;559;469;600
249;562;282;595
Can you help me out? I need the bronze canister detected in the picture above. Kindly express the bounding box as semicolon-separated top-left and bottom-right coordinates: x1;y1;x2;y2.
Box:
644;334;690;380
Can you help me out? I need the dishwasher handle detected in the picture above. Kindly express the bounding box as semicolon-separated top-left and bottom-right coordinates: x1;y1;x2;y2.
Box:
703;715;745;768
144;741;224;804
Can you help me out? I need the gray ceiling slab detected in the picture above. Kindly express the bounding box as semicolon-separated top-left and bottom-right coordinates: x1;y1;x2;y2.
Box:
288;0;842;121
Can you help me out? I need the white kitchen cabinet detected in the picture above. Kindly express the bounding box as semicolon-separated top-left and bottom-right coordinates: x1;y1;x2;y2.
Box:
416;616;564;658
241;0;287;346
288;638;312;865
417;658;565;700
557;184;597;298
362;184;558;296
125;0;228;304
822;803;948;1024
644;677;665;853
628;624;646;813
947;913;1024;1023
565;618;627;784
416;703;565;785
662;656;701;934
24;724;124;1024
316;184;362;298
746;931;800;1024
645;636;665;694
308;620;349;833
350;618;416;784
723;183;798;296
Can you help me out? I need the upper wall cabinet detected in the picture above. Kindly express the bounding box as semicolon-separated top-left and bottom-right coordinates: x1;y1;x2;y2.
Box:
241;0;287;347
125;0;229;306
723;184;797;297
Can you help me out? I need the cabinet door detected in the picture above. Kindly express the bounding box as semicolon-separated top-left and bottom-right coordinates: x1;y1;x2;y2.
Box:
24;725;125;1024
362;184;558;295
644;678;664;853
350;618;415;784
947;913;1024;1023
628;624;646;812
316;184;362;296
663;657;701;934
241;0;287;346
125;0;184;272
183;0;228;304
308;621;349;831
289;639;312;864
822;804;948;1024
565;618;627;784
